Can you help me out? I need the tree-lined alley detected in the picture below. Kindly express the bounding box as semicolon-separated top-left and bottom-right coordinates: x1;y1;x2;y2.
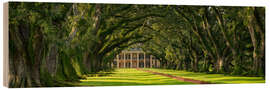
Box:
8;2;265;87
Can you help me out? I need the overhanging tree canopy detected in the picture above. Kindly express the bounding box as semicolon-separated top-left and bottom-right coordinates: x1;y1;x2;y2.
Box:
8;2;265;87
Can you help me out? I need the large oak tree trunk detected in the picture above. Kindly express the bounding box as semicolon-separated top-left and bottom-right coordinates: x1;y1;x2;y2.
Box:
9;24;44;87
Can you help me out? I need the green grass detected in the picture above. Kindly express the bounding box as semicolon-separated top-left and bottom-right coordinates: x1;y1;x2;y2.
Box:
79;68;194;86
77;68;265;86
144;68;265;84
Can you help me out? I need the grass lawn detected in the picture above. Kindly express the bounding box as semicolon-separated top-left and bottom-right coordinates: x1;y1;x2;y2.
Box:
79;68;194;86
144;68;265;84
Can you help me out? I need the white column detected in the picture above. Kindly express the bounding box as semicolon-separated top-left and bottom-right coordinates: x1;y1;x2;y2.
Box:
155;59;157;68
150;55;152;68
153;59;155;68
117;55;119;68
137;53;139;68
124;53;126;68
159;58;162;68
155;58;157;68
158;60;160;68
144;53;146;68
130;53;133;68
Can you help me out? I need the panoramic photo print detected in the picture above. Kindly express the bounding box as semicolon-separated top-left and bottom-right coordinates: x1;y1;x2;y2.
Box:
6;2;265;87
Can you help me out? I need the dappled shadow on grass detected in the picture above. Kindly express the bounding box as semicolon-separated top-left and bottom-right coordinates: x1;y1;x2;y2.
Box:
215;78;265;84
146;68;265;84
219;78;264;81
80;81;145;86
80;78;193;86
78;68;194;86
87;72;115;77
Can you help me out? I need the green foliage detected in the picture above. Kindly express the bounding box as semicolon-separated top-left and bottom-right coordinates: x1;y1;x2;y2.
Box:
8;2;265;87
40;66;54;86
141;6;265;76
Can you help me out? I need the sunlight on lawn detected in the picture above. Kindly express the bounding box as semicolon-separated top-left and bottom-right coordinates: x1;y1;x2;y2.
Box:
79;68;194;86
145;68;265;84
79;68;264;86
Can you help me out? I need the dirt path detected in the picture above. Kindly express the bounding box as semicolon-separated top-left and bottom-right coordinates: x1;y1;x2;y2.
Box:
137;68;212;84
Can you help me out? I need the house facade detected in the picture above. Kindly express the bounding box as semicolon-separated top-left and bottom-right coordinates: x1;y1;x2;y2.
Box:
113;48;160;68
